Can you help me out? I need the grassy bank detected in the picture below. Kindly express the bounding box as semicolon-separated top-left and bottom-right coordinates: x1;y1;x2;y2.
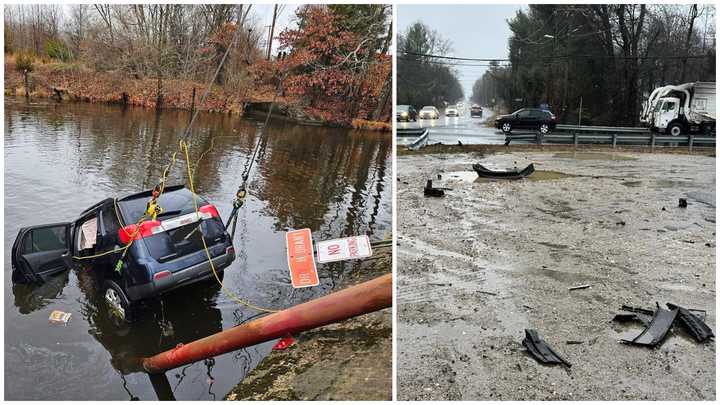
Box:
4;55;390;131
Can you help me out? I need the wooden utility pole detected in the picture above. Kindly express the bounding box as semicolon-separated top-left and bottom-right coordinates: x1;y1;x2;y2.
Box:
266;5;277;60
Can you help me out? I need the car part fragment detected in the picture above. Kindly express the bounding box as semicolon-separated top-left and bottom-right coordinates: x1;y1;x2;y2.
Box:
473;163;535;180
666;303;714;342
622;307;678;347
424;180;445;197
522;329;571;367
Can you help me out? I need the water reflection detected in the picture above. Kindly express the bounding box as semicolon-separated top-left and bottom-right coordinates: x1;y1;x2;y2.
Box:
5;97;391;400
12;272;69;314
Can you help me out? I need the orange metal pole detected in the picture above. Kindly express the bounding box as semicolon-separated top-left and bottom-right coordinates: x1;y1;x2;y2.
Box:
142;273;392;373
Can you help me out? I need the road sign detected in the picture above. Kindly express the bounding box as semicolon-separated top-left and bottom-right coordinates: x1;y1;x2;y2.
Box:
286;228;319;288
317;235;372;263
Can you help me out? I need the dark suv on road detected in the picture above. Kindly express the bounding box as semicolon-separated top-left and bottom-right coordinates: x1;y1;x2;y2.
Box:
495;108;556;134
396;105;418;121
11;185;236;321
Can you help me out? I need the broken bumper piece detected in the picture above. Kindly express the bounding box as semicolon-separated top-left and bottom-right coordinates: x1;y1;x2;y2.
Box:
667;303;715;343
621;307;678;347
522;329;571;367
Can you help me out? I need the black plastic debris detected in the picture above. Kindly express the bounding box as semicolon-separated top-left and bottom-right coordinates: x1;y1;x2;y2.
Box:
667;303;715;342
613;312;653;327
424;180;445;197
622;307;678;347
522;329;571;367
679;198;688;208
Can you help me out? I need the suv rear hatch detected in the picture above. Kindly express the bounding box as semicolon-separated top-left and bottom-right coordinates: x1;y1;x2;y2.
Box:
117;186;228;265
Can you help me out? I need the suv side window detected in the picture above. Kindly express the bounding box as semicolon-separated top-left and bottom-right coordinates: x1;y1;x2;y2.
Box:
517;110;531;118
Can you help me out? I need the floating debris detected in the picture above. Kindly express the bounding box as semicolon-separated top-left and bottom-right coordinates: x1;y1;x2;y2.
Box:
48;310;72;325
568;284;591;291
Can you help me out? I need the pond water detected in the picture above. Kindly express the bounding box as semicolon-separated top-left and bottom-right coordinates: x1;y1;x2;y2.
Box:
4;97;392;400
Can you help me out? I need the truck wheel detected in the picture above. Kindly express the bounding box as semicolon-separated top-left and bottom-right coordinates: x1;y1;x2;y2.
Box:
668;123;684;137
104;280;134;323
502;122;512;133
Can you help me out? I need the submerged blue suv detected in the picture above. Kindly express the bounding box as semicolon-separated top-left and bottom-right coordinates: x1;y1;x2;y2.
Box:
11;185;236;321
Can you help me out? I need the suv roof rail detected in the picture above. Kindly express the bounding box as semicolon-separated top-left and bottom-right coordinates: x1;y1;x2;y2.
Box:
79;198;114;217
118;184;187;202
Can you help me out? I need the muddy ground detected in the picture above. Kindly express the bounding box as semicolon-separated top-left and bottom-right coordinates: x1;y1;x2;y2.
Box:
225;247;392;401
397;148;715;400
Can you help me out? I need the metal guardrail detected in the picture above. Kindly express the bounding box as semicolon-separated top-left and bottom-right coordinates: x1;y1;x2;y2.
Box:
555;124;650;134
396;128;428;138
506;130;715;151
407;129;430;150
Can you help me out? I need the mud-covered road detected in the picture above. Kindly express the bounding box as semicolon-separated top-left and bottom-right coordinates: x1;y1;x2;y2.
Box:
397;149;715;400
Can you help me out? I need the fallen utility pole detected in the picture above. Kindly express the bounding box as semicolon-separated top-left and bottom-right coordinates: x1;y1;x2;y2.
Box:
142;273;392;373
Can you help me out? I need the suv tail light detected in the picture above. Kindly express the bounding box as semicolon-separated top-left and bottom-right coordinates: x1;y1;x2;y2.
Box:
199;204;220;218
119;220;161;244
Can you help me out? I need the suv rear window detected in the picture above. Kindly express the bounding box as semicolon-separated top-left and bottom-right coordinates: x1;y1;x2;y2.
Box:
118;188;227;262
142;218;226;262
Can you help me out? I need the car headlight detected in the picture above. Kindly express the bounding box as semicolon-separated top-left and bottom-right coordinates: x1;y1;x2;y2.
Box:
401;112;408;116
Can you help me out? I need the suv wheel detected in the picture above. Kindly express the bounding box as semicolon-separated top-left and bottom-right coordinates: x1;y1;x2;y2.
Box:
502;122;512;133
668;123;684;137
104;280;134;323
539;124;550;134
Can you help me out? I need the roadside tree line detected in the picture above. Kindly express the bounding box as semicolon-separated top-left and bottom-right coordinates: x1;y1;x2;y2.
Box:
397;21;464;110
471;4;716;126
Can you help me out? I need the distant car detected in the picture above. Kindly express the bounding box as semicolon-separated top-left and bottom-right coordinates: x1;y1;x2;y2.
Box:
470;105;483;118
11;185;236;322
419;106;440;120
445;105;459;117
396;105;418;122
495;108;556;134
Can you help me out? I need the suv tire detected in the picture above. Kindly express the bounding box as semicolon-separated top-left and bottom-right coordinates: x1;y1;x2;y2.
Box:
104;279;135;323
539;123;550;134
502;122;512;133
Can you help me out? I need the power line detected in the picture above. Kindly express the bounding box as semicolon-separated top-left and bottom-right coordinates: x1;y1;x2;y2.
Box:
403;51;711;62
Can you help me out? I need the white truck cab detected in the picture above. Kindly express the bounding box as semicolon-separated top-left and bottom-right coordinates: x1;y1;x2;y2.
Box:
641;82;715;136
652;97;683;136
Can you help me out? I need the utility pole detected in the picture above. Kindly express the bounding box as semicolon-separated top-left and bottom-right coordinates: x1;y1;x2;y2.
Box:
266;4;277;60
578;96;583;126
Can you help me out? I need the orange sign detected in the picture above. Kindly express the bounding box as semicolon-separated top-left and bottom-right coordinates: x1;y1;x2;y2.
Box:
286;228;319;288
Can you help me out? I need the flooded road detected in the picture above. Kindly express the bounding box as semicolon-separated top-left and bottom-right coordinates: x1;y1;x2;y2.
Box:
4;97;392;400
396;107;506;145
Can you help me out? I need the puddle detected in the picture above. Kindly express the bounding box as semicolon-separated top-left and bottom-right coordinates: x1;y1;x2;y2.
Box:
654;179;687;188
553;152;637;161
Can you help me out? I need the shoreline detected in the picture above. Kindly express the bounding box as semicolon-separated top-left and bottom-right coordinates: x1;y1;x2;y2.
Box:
225;248;392;401
4;58;390;132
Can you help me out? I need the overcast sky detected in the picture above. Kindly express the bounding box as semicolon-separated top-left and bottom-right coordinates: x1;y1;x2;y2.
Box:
251;4;299;55
397;4;525;100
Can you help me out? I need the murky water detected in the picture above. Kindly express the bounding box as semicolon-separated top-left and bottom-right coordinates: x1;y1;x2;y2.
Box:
4;97;392;400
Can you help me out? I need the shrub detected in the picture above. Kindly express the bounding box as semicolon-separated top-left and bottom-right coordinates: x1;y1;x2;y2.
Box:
15;52;34;72
44;39;71;62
